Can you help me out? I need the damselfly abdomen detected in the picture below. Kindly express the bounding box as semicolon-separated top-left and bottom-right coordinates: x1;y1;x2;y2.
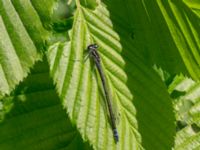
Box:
88;44;119;142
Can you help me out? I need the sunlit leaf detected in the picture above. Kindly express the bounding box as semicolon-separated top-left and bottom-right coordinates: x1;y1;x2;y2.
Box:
0;0;49;98
47;3;143;150
168;74;200;149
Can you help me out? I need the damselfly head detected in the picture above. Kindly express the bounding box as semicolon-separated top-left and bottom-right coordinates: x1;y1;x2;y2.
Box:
87;44;98;50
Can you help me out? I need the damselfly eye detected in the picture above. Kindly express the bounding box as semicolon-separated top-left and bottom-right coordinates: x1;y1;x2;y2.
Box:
93;44;98;48
87;44;98;50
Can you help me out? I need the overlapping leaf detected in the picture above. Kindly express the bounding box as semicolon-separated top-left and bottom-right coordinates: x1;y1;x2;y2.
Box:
0;0;49;98
168;75;200;149
103;0;176;149
0;60;92;150
47;3;143;150
105;0;200;80
175;126;200;150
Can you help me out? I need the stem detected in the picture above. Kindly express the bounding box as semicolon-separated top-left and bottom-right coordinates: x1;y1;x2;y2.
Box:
75;0;80;8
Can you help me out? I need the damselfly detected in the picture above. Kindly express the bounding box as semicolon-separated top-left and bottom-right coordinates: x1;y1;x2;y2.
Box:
87;44;119;142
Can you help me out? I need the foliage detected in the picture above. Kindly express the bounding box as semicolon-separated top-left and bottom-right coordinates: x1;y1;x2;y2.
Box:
0;0;199;150
168;75;200;150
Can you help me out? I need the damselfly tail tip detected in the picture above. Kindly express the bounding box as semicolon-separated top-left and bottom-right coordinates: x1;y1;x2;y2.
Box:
113;129;119;143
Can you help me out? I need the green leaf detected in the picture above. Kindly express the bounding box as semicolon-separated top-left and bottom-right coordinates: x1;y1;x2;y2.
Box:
168;75;200;149
0;60;92;150
175;126;200;150
169;75;200;126
47;3;143;150
157;0;200;80
103;1;176;150
104;0;200;80
48;1;176;149
30;0;56;30
0;0;49;98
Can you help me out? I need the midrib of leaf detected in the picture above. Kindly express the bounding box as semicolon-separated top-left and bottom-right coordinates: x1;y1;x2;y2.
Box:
47;4;142;150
